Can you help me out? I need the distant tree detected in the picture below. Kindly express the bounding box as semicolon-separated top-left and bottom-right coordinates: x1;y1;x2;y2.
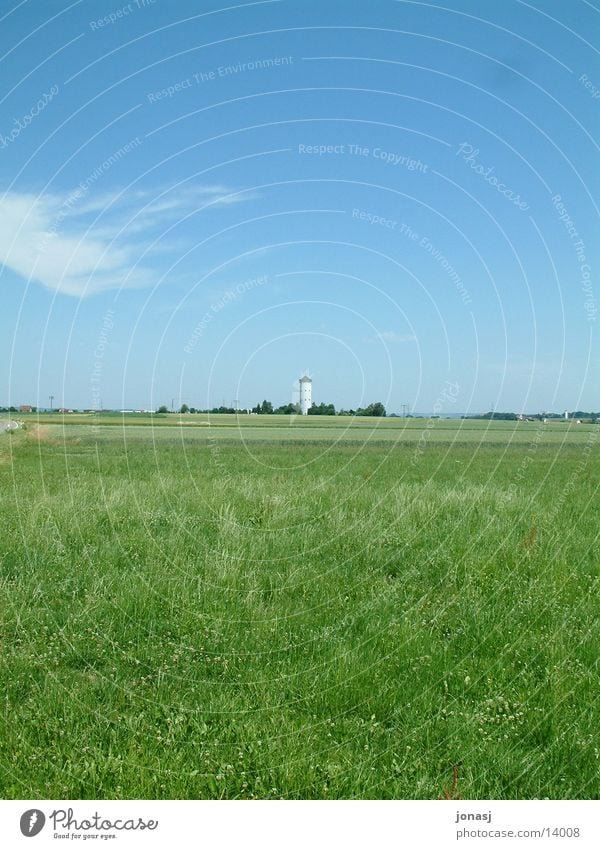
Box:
483;412;517;421
260;399;273;414
189;407;197;414
180;404;189;414
274;402;298;414
463;412;518;421
571;410;599;419
307;402;336;415
357;401;386;417
157;405;168;414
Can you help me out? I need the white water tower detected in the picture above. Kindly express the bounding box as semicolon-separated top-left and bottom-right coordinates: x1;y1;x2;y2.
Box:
299;374;312;415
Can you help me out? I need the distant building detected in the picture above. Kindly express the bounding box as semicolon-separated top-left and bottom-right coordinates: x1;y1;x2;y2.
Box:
299;374;312;415
19;405;33;412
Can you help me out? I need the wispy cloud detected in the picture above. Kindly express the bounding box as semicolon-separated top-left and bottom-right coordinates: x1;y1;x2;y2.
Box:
0;184;256;297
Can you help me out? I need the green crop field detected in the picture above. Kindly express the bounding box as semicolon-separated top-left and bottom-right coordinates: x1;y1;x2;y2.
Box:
0;417;598;799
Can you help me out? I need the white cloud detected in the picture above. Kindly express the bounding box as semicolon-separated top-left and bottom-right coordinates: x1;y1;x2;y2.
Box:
0;183;256;297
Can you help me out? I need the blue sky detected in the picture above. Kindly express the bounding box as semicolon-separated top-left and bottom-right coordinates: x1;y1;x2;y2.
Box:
1;0;598;413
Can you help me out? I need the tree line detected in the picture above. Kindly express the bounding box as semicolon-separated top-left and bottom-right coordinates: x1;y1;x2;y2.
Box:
464;411;600;421
247;400;386;416
155;401;387;416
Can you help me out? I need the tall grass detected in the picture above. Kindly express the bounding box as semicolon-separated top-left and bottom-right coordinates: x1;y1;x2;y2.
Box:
0;425;598;798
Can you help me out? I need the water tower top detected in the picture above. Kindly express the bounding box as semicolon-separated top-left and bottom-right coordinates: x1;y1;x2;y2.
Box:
299;375;312;383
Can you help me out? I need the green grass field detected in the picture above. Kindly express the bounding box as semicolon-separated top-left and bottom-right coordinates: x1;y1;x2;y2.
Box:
0;417;598;799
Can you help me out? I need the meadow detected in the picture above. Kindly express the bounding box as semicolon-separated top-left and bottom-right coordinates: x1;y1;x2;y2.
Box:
0;416;598;799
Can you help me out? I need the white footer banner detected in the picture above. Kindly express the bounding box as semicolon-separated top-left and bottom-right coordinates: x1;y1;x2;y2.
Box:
0;800;598;848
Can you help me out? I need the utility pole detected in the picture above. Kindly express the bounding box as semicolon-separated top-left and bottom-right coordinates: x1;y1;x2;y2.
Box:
49;394;54;411
171;398;174;413
402;403;408;418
